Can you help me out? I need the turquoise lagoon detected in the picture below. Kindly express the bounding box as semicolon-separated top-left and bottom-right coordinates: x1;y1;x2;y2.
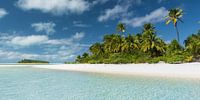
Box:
0;67;200;100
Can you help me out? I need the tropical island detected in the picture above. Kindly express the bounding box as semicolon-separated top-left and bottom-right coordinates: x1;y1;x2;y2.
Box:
18;59;49;64
1;1;200;100
75;8;200;64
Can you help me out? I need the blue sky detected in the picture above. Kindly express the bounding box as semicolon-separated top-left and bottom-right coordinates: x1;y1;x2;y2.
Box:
0;0;199;63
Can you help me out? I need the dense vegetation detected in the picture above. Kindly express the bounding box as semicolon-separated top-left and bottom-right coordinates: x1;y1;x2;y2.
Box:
18;59;49;64
75;8;200;64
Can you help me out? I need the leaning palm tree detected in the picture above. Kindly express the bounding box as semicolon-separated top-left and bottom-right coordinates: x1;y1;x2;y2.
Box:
117;23;126;33
165;8;183;43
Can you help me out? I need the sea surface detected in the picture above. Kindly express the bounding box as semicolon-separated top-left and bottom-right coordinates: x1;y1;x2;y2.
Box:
0;67;200;100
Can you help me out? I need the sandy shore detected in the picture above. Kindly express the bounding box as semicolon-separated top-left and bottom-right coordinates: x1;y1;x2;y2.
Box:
27;63;200;79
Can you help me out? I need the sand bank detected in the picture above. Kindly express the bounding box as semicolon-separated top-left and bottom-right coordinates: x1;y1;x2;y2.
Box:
31;63;200;79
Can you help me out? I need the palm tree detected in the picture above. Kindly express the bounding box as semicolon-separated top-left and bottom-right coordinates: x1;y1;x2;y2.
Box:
141;23;166;57
166;39;183;55
143;23;155;33
103;34;124;53
90;43;104;56
134;34;142;49
117;23;126;33
82;53;89;58
76;55;82;62
184;32;200;58
121;34;139;53
166;8;183;43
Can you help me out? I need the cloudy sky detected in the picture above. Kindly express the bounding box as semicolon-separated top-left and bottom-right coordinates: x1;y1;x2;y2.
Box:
0;0;199;63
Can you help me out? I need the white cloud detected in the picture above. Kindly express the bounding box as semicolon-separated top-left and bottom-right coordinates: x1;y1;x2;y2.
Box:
62;27;68;31
45;32;85;45
118;0;142;5
0;32;87;63
97;0;144;22
0;44;86;63
31;22;56;35
92;0;109;5
1;32;85;47
16;0;90;15
0;8;8;18
73;21;91;28
122;7;168;27
0;50;41;60
98;5;131;22
11;35;49;46
72;32;85;40
0;49;65;63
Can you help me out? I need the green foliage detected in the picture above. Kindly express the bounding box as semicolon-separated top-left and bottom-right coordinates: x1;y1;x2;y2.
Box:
107;53;139;64
121;34;139;53
164;51;193;64
141;23;166;57
90;43;104;56
166;39;183;55
74;22;200;64
18;59;49;64
165;55;185;64
185;56;193;62
184;31;200;59
147;57;165;64
65;62;79;64
103;34;124;53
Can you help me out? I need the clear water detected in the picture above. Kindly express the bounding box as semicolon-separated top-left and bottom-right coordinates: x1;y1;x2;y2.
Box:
0;67;200;100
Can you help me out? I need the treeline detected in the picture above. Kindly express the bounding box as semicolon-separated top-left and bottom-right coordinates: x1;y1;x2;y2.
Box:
18;59;49;64
76;23;200;64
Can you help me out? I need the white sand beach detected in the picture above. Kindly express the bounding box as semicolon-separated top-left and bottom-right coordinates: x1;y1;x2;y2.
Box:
29;63;200;79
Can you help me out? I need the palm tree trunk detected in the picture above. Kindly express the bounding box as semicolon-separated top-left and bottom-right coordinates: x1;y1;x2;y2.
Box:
175;25;180;43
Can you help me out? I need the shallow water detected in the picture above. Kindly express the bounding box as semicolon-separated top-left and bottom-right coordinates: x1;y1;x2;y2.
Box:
0;67;200;100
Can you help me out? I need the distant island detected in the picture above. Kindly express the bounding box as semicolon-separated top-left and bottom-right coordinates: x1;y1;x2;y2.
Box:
18;59;49;64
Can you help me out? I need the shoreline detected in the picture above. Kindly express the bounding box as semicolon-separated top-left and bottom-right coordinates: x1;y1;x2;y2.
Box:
32;63;200;79
1;63;200;79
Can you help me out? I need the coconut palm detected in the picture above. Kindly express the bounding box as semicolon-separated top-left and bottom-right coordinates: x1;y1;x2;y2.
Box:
143;23;155;33
121;34;139;53
103;34;124;53
82;53;89;58
117;23;126;33
90;43;104;56
76;55;82;62
166;39;183;55
166;8;183;42
184;31;200;58
141;23;166;57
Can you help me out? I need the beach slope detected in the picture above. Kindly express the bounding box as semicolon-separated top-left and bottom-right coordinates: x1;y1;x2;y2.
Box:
31;63;200;79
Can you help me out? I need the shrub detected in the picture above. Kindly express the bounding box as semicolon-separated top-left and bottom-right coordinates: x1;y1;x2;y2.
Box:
184;56;193;62
147;57;165;64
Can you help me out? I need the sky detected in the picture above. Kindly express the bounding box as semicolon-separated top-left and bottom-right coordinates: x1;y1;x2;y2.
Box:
0;0;199;63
